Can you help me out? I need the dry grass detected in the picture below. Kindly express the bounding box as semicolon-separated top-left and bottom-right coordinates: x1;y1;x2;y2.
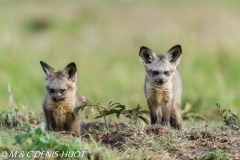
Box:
1;108;240;159
89;122;240;159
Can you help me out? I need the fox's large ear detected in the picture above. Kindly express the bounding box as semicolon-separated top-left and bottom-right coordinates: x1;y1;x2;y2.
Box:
139;46;157;66
165;45;182;66
40;61;55;77
63;62;77;82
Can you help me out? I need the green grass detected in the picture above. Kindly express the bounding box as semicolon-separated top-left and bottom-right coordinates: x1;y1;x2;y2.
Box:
0;0;240;121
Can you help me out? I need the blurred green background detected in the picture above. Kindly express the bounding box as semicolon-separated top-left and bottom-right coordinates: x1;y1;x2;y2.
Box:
0;0;240;120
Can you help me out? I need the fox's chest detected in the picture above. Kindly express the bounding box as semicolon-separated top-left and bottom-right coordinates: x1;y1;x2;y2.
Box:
46;99;76;115
51;101;75;123
54;102;74;113
146;85;173;105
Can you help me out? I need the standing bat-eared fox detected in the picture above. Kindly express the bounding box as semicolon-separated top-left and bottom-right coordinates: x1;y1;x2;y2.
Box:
139;45;183;129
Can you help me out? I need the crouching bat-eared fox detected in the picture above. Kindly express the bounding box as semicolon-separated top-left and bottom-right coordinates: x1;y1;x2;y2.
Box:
40;61;82;136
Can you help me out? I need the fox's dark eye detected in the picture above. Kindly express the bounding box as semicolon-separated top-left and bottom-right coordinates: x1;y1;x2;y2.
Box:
59;89;66;94
48;88;55;93
152;70;159;75
164;71;170;76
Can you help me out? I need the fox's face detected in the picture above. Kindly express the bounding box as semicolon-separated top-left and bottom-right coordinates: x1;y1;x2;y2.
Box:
139;45;182;85
40;61;77;103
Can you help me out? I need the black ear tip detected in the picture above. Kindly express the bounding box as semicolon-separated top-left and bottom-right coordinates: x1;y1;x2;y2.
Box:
67;62;77;70
140;46;150;51
69;62;76;66
139;46;151;55
174;44;182;52
40;61;47;66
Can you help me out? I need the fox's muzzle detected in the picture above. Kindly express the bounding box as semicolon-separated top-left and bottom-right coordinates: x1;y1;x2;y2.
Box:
157;78;164;84
52;96;65;102
154;78;165;85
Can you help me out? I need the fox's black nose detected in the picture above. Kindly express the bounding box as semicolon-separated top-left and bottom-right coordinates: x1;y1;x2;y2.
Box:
158;78;164;84
52;97;58;102
52;96;65;102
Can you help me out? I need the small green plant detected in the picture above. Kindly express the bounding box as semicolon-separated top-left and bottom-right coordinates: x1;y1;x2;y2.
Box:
201;149;229;160
14;123;85;153
114;104;149;125
182;102;207;121
75;100;149;131
216;102;240;129
0;112;19;127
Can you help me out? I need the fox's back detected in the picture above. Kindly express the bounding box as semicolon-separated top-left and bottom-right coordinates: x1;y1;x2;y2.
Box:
171;70;182;103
